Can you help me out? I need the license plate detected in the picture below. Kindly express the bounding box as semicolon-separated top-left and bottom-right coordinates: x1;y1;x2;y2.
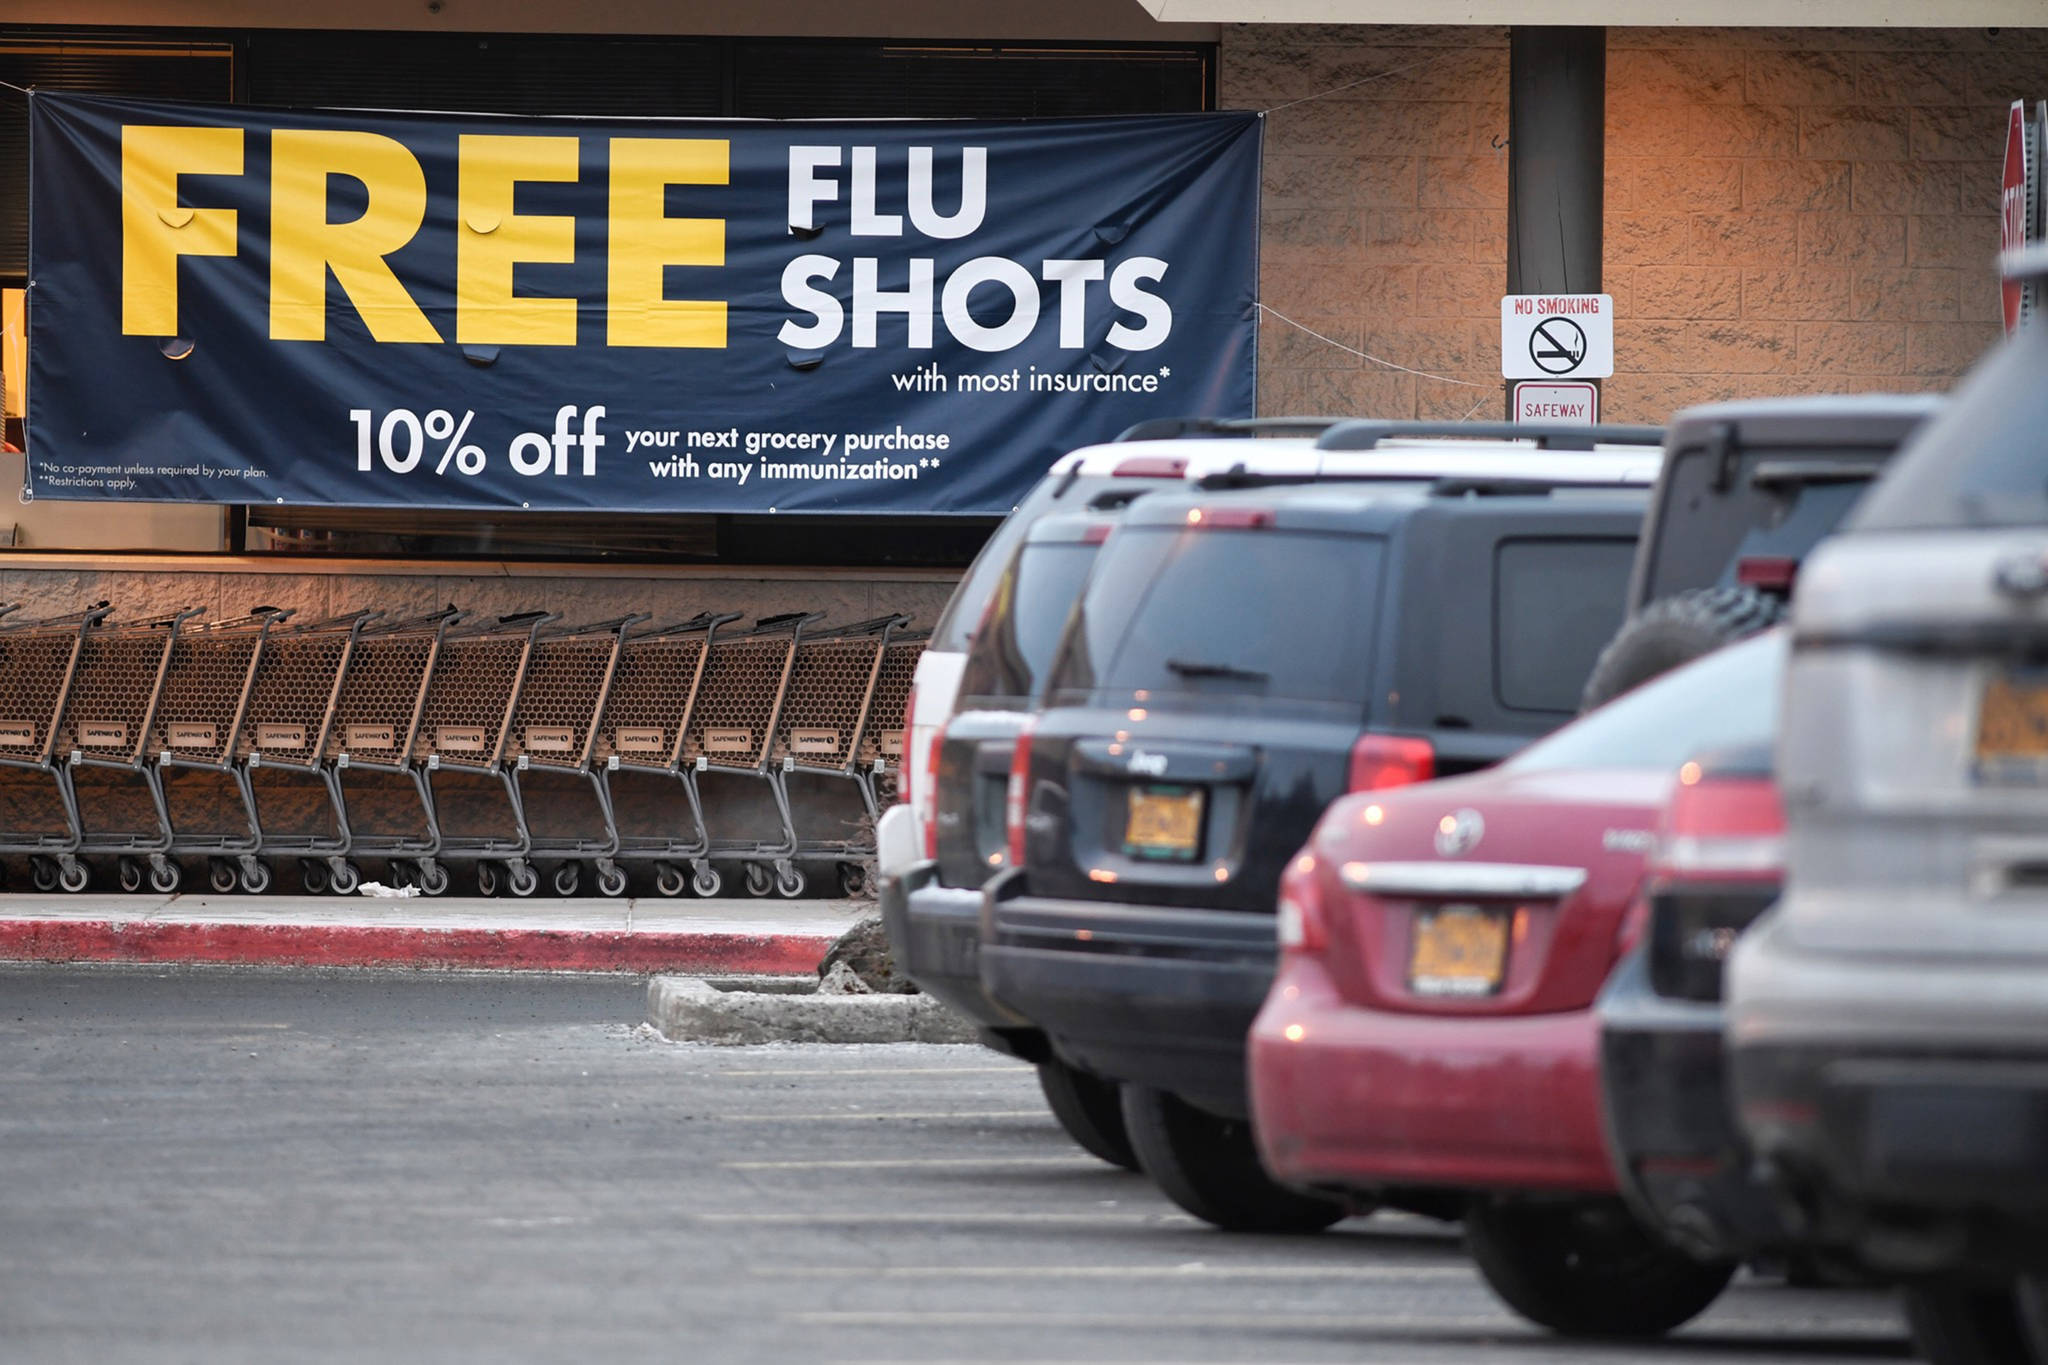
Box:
1975;669;2048;781
1123;784;1202;861
1409;905;1510;998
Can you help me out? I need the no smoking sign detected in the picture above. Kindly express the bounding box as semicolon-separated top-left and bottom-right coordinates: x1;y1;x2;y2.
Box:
1501;294;1613;380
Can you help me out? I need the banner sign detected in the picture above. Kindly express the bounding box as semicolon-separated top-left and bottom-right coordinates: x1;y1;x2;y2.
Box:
27;95;1260;514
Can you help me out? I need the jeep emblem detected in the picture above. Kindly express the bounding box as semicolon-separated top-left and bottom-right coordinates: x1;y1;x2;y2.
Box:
1435;808;1484;857
1128;750;1168;778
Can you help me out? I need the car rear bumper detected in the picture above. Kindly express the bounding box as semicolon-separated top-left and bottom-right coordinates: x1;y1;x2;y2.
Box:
980;877;1274;1119
1597;947;1786;1261
1728;909;2048;1272
880;860;1032;1034
1248;956;1614;1197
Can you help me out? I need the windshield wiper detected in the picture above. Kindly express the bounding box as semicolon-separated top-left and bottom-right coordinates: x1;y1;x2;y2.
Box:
1165;657;1270;682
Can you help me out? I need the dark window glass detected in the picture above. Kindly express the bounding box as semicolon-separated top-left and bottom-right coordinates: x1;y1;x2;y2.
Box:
1495;537;1635;712
1507;629;1785;773
1644;456;1880;602
1049;526;1382;705
1848;339;2048;531
957;541;1100;704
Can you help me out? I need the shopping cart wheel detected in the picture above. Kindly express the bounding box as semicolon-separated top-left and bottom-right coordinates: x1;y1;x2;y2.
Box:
30;856;58;893
241;861;273;895
655;862;686;898
508;863;539;898
300;860;330;895
691;864;722;899
209;858;239;894
328;861;360;895
552;862;581;897
597;865;629;898
149;860;182;894
774;863;806;899
742;862;772;897
118;857;145;894
418;862;450;897
58;860;91;894
837;862;867;898
476;862;501;897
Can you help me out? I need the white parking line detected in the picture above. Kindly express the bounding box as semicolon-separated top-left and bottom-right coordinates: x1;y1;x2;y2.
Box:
711;1110;1047;1121
695;1211;1199;1226
756;1264;1477;1280
711;1066;1029;1077
724;1156;1096;1170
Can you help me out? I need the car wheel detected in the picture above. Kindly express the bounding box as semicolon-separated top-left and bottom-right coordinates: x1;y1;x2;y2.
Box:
1119;1084;1349;1233
1465;1198;1735;1338
1905;1281;2033;1365
1579;586;1786;712
1036;1058;1139;1171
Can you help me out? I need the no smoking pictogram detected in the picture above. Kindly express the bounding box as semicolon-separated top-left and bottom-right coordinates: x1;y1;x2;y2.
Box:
1529;317;1587;375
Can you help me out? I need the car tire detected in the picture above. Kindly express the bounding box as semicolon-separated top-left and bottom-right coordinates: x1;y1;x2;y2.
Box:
1119;1084;1349;1233
1037;1059;1139;1171
1579;586;1786;712
1464;1198;1735;1338
1905;1281;2034;1365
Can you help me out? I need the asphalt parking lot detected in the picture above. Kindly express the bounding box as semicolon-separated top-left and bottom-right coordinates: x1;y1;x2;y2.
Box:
0;966;1908;1364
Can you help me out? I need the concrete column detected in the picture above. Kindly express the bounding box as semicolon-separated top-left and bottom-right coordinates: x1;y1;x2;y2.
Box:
1505;27;1604;417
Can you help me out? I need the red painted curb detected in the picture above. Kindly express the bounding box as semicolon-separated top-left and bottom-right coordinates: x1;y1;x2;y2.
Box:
0;919;835;974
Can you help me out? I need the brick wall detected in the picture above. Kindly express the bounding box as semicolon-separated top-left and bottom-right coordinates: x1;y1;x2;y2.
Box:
1231;23;2048;425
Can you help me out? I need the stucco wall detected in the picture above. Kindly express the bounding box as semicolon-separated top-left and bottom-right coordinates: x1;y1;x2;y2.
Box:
1231;23;2048;423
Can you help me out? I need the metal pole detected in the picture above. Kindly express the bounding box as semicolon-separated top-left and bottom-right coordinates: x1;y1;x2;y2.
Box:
1506;26;1605;417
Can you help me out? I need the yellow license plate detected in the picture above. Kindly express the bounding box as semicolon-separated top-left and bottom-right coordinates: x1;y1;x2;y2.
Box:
1976;671;2048;779
1409;905;1510;998
1124;785;1203;861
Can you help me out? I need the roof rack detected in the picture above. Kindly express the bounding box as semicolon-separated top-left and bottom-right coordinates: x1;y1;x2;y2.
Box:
1114;416;1345;442
1190;465;1648;495
1315;420;1665;452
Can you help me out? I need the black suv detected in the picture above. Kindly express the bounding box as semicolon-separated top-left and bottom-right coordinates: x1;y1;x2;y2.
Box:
1581;394;1939;708
883;506;1144;1169
979;472;1649;1228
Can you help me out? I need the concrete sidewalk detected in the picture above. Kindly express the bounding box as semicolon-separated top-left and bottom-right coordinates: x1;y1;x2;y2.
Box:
0;893;862;973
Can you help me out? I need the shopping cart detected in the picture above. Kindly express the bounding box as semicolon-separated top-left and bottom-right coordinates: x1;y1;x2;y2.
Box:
860;624;924;814
152;607;293;894
328;608;464;895
0;605;109;892
61;608;202;893
772;615;913;896
504;613;646;897
415;611;556;897
236;610;379;895
593;611;741;898
685;611;821;898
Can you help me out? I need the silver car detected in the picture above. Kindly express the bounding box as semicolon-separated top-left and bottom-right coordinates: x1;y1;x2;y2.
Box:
1727;248;2048;1364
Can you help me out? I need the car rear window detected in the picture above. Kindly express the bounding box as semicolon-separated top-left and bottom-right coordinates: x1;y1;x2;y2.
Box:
1848;342;2048;531
1048;526;1383;705
1642;454;1882;601
1496;537;1635;712
1506;629;1785;773
956;541;1101;705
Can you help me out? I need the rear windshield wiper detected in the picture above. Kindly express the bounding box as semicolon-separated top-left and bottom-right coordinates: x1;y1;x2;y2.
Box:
1165;657;1270;682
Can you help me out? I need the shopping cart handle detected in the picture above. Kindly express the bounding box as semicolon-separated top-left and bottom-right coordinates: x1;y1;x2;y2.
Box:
831;614;914;636
753;611;826;630
494;610;561;629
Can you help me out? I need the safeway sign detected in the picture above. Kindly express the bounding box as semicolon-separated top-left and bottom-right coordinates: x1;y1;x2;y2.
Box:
1501;294;1613;380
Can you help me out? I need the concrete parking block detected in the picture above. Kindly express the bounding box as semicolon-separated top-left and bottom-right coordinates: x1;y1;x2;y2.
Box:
647;974;980;1045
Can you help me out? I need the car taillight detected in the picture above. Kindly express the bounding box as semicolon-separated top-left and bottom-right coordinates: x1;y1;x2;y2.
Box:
1348;734;1435;793
896;684;916;806
920;723;944;861
1112;456;1188;478
1004;716;1037;868
1615;893;1651;955
1657;764;1784;878
1275;851;1327;954
1735;555;1799;593
1186;505;1274;528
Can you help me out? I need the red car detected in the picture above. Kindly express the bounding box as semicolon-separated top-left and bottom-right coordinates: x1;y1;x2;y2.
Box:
1248;630;1785;1339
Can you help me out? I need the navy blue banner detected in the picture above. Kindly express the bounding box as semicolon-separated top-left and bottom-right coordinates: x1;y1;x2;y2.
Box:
27;94;1259;515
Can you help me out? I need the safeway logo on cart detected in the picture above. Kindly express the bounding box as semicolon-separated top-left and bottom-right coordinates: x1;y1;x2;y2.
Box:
78;723;128;747
0;722;38;748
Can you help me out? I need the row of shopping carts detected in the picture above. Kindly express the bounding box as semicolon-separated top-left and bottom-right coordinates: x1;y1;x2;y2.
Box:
0;603;925;898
